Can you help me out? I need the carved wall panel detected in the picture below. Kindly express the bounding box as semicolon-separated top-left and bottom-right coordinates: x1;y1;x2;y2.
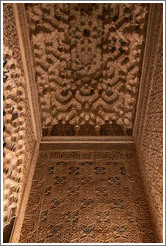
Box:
19;145;155;243
25;3;149;136
133;3;163;243
3;3;36;234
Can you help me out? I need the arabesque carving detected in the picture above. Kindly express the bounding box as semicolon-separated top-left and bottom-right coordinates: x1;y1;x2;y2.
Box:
133;3;163;242
19;147;155;243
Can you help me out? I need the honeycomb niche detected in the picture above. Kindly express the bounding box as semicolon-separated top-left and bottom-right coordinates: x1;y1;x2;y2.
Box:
25;3;149;136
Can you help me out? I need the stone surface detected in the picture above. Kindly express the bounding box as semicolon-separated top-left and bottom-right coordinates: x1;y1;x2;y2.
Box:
25;3;149;136
19;144;155;243
134;3;163;243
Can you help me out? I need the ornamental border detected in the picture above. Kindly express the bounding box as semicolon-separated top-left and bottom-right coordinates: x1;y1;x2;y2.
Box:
14;3;42;142
42;136;133;142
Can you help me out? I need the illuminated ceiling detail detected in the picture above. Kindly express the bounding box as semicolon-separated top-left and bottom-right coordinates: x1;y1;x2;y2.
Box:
25;3;149;136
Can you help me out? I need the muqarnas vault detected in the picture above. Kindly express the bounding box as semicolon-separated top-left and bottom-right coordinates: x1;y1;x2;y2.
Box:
3;3;163;243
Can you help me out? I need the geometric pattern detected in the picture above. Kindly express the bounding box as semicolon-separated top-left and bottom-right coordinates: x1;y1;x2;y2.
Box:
25;3;149;136
133;3;163;242
19;146;155;243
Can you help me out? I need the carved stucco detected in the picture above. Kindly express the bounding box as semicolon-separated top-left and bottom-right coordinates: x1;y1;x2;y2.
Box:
3;2;163;243
19;145;155;243
3;45;26;225
133;3;163;243
25;3;149;136
3;3;38;233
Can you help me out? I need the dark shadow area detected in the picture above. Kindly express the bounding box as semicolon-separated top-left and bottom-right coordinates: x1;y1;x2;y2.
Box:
3;217;15;243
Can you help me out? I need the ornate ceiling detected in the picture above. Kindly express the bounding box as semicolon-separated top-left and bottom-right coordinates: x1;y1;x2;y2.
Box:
25;3;149;136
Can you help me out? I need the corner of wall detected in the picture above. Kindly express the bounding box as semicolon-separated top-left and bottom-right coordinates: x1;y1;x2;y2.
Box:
3;3;41;243
133;3;163;243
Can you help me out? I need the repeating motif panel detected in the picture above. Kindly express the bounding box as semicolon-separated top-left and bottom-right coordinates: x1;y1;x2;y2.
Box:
134;3;163;242
19;148;155;243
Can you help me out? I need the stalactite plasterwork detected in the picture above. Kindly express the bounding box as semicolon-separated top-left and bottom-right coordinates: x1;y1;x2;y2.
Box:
3;3;36;229
25;3;149;136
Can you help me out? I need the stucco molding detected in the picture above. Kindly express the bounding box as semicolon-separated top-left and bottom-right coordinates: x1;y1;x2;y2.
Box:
42;135;134;143
10;141;40;243
13;3;42;142
133;3;154;136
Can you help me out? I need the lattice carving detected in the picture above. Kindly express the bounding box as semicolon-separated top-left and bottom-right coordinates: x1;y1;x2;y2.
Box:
25;3;149;136
19;147;155;243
